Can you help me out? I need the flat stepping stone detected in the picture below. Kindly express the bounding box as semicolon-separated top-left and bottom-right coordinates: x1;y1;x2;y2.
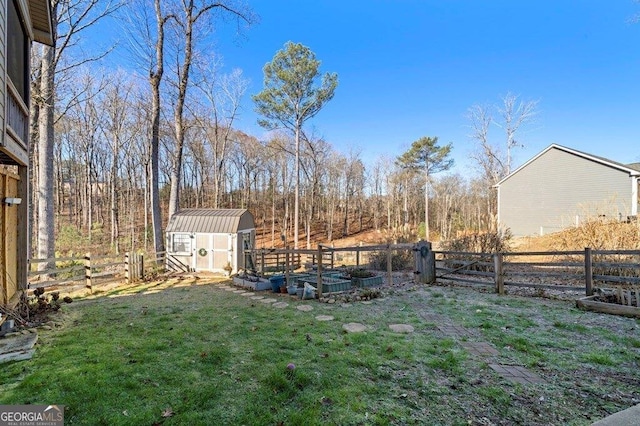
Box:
461;342;499;356
232;290;246;294
342;322;366;333
223;287;235;291
272;302;289;309
259;298;277;304
239;292;253;297
389;324;414;333
361;301;373;305
316;315;334;321
296;305;313;312
488;364;545;385
250;296;265;300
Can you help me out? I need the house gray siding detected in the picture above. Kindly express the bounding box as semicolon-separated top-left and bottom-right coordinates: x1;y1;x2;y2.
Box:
498;147;637;236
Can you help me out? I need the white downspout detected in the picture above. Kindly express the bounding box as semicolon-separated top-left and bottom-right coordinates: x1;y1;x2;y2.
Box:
632;176;638;216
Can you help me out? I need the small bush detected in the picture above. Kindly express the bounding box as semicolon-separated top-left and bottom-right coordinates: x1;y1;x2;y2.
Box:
368;250;414;271
441;229;513;253
345;268;375;278
440;229;512;272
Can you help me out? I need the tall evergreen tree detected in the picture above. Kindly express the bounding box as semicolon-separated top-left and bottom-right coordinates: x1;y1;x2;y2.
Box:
396;136;453;240
253;41;338;248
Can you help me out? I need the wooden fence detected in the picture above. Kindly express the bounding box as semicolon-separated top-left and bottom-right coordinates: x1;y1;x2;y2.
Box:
25;244;639;299
435;248;640;296
28;251;167;293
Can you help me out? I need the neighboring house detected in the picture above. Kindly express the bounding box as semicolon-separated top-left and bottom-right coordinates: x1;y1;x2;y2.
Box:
165;209;255;274
1;0;53;305
496;144;640;237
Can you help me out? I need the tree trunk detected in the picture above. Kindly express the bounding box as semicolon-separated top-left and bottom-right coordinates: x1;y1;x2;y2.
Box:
36;44;56;268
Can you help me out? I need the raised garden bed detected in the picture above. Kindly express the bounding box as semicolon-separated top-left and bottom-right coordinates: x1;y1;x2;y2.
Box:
232;277;272;291
301;276;352;294
576;295;640;318
286;273;313;287
351;275;384;288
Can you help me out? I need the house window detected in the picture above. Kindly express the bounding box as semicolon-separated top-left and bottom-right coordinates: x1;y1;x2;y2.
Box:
172;234;192;253
8;0;29;105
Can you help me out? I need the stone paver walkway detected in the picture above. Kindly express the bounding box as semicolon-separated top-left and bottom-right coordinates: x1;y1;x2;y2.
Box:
436;324;474;337
461;342;500;356
221;283;543;386
488;364;545;385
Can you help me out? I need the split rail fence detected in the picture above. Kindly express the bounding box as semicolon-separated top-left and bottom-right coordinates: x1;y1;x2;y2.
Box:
28;251;166;293
435;248;640;297
25;245;639;299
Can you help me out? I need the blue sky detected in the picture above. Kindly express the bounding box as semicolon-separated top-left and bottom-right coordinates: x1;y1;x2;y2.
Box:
106;1;640;176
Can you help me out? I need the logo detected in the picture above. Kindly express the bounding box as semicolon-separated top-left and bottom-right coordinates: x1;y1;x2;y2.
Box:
0;405;64;426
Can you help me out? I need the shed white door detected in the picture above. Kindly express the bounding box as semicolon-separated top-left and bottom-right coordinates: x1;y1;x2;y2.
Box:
212;234;231;271
195;234;211;271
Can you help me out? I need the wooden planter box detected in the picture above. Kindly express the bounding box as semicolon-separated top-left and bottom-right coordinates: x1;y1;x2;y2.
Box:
576;295;640;319
322;278;351;293
286;273;313;287
303;276;352;294
351;275;383;288
232;277;272;291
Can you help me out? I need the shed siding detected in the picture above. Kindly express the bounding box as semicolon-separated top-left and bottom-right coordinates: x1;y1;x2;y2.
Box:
499;148;635;236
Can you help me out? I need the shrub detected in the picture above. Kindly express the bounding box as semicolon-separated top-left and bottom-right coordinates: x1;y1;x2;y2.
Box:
345;268;375;278
441;229;513;253
368;249;414;271
440;229;512;272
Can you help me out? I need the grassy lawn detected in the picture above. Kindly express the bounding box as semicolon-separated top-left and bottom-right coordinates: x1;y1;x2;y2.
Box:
1;278;639;425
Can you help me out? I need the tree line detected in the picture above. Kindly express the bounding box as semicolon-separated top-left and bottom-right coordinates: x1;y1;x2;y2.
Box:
27;0;537;259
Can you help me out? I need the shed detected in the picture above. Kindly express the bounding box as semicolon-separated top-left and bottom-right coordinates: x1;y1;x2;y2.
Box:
165;209;255;274
495;144;640;236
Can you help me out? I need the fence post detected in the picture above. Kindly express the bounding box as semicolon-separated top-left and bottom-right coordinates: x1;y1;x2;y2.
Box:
387;244;393;286
125;252;130;284
330;249;335;269
139;253;144;281
260;251;265;275
585;247;593;296
356;247;360;267
317;245;323;298
85;253;92;293
285;248;290;285
494;253;504;294
414;240;435;284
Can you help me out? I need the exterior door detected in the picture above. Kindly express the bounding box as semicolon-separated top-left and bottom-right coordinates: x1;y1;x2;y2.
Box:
195;234;211;271
212;234;231;272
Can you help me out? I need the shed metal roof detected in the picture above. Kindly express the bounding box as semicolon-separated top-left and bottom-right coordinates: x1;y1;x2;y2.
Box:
166;209;254;234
